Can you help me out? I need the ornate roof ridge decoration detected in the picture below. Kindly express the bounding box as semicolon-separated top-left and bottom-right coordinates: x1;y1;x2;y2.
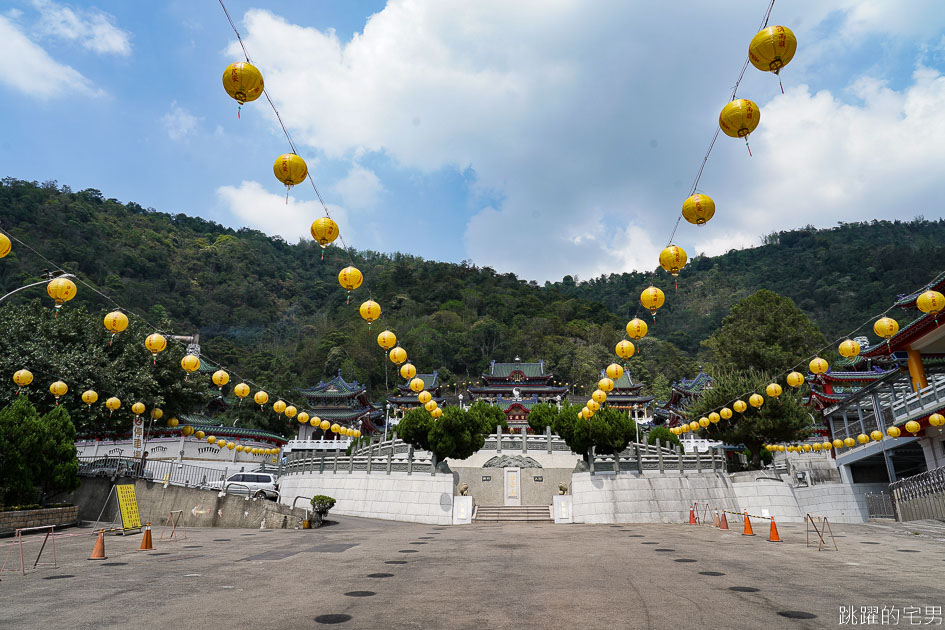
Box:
483;454;543;469
861;311;932;358
893;270;945;308
301;371;364;395
673;370;712;394
813;368;896;382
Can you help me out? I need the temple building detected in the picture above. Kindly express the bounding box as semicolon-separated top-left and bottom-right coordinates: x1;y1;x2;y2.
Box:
387;370;447;419
467;359;569;431
811;272;945;483
287;372;384;453
653;370;713;427
603;371;655;424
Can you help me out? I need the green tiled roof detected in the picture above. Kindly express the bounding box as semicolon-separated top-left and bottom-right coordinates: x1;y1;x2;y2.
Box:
490;360;546;377
894;270;945;307
306;408;373;421
500;400;541;411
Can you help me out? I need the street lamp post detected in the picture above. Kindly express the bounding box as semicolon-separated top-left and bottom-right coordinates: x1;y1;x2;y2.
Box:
0;271;76;304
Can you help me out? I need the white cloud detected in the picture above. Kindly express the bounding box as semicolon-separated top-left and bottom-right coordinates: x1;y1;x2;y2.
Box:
161;101;200;141
333;164;383;211
0;15;99;98
217;180;350;245
31;0;131;56
228;2;945;281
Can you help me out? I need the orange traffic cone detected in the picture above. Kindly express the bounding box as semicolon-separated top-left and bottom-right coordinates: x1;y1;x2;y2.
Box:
713;510;720;528
689;506;698;525
139;522;153;551
89;529;107;560
719;512;729;530
742;511;755;536
768;518;781;543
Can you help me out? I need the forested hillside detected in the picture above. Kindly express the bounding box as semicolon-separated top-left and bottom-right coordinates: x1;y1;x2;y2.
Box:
0;178;939;410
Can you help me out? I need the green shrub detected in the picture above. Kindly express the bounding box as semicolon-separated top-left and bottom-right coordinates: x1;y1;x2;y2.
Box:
647;425;681;449
310;495;336;513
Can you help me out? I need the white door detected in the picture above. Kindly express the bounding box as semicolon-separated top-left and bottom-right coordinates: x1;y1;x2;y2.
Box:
504;467;521;506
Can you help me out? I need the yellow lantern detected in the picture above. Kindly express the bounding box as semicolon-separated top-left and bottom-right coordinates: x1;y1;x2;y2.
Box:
151;408;163;420
389;347;407;365
320;420;330;431
929;413;945;428
873;316;899;340
659;245;687;277
843;437;855;448
236;444;244;452
418;390;433;404
207;435;217;444
46;277;77;309
81;390;98;408
640;286;665;317
222;61;264;106
377;330;397;351
869;430;883;442
145;333;167;360
310;217;339;252
226;441;235;450
802;444;812;452
749;393;764;408
679;423;689;433
698;417;710;428
778;445;785;452
832;439;843;449
625;318;648;340
180;354;201;375
431;408;442;419
195;431;205;440
212;370;230;391
183;425;194;437
748;26;797;74
353;430;361;438
765;383;782;399
719;99;760;139
886;426;900;439
856;433;869;445
688;420;699;432
400;363;417;380
838;339;861;359
606;363;624;381
681;193;716;226
49;380;68;401
284;406;297;419
13;369;33;390
584;408;594;419
812;442;822;451
786;371;805;388
615;340;635;359
708;412;720;424
905;420;922;435
578;408;587;420
809;357;829;375
733;400;747;413
233;383;250;406
273;153;308;188
424;400;438;413
254;391;269;409
272;400;287;415
720;407;732;420
359;300;381;324
297;411;309;424
338;266;363;292
103;311;129;339
0;233;10;257
917;290;945;315
250;447;258;455
131;402;145;416
330;423;341;434
592;389;607;404
598;377;614;393
167;417;179;428
820;441;831;451
410;378;425;393
587;400;600;413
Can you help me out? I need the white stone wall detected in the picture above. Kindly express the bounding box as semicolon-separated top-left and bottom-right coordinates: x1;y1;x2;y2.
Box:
279;470;455;525
76;435;281;468
732;479;803;522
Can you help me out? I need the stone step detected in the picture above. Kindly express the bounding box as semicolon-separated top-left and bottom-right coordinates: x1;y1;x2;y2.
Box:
473;505;552;522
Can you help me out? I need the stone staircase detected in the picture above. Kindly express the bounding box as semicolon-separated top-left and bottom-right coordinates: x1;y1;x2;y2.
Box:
473;505;553;522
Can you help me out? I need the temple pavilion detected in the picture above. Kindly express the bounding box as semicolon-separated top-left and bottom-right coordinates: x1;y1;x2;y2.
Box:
387;370;447;419
603;370;655;423
467;359;569;431
293;372;384;445
653;370;713;427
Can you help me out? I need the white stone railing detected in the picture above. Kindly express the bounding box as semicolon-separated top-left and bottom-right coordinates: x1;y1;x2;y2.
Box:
284;438;352;452
890;376;945;423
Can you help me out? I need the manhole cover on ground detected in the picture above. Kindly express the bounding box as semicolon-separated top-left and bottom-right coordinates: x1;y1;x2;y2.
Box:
183;546;202;549
898;549;920;553
729;586;759;593
418;537;434;539
398;549;418;553
674;559;697;563
410;542;427;545
699;571;725;576
860;542;880;545
240;533;256;537
43;575;74;580
777;611;817;620
213;539;231;542
149;552;171;556
385;561;407;565
654;549;675;552
99;562;127;566
315;614;352;624
367;573;393;578
641;542;658;545
345;591;376;597
627;535;644;538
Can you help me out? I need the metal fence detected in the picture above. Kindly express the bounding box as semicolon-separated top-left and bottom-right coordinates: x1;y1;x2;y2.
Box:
77;456;227;488
890;465;945;522
864;492;896;519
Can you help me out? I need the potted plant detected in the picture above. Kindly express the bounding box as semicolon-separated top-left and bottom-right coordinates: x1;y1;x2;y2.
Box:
309;495;336;528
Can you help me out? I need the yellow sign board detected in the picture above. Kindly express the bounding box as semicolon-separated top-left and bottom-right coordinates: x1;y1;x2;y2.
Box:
116;484;141;531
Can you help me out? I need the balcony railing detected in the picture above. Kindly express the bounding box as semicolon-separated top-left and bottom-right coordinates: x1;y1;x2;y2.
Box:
890;376;945;423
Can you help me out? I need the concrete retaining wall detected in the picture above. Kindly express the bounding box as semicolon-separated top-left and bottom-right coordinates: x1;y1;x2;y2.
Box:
278;471;455;525
0;506;79;535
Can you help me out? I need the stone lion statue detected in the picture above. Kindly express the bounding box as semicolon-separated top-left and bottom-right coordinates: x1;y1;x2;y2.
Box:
458;482;469;496
558;483;568;495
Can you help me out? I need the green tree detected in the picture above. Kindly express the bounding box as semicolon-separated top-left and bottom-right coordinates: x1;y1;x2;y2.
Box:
702;289;827;374
684;368;813;469
551;403;636;461
466;401;506;434
395;408;433;454
646;425;681;449
526;402;557;434
396;403;501;463
36;405;80;500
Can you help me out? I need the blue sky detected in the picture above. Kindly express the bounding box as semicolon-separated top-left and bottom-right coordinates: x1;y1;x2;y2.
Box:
1;1;944;282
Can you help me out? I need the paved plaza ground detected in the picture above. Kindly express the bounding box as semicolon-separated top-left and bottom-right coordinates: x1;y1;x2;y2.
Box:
2;516;944;629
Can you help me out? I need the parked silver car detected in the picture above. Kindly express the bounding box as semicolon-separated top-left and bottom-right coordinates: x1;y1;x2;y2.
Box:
209;472;280;500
